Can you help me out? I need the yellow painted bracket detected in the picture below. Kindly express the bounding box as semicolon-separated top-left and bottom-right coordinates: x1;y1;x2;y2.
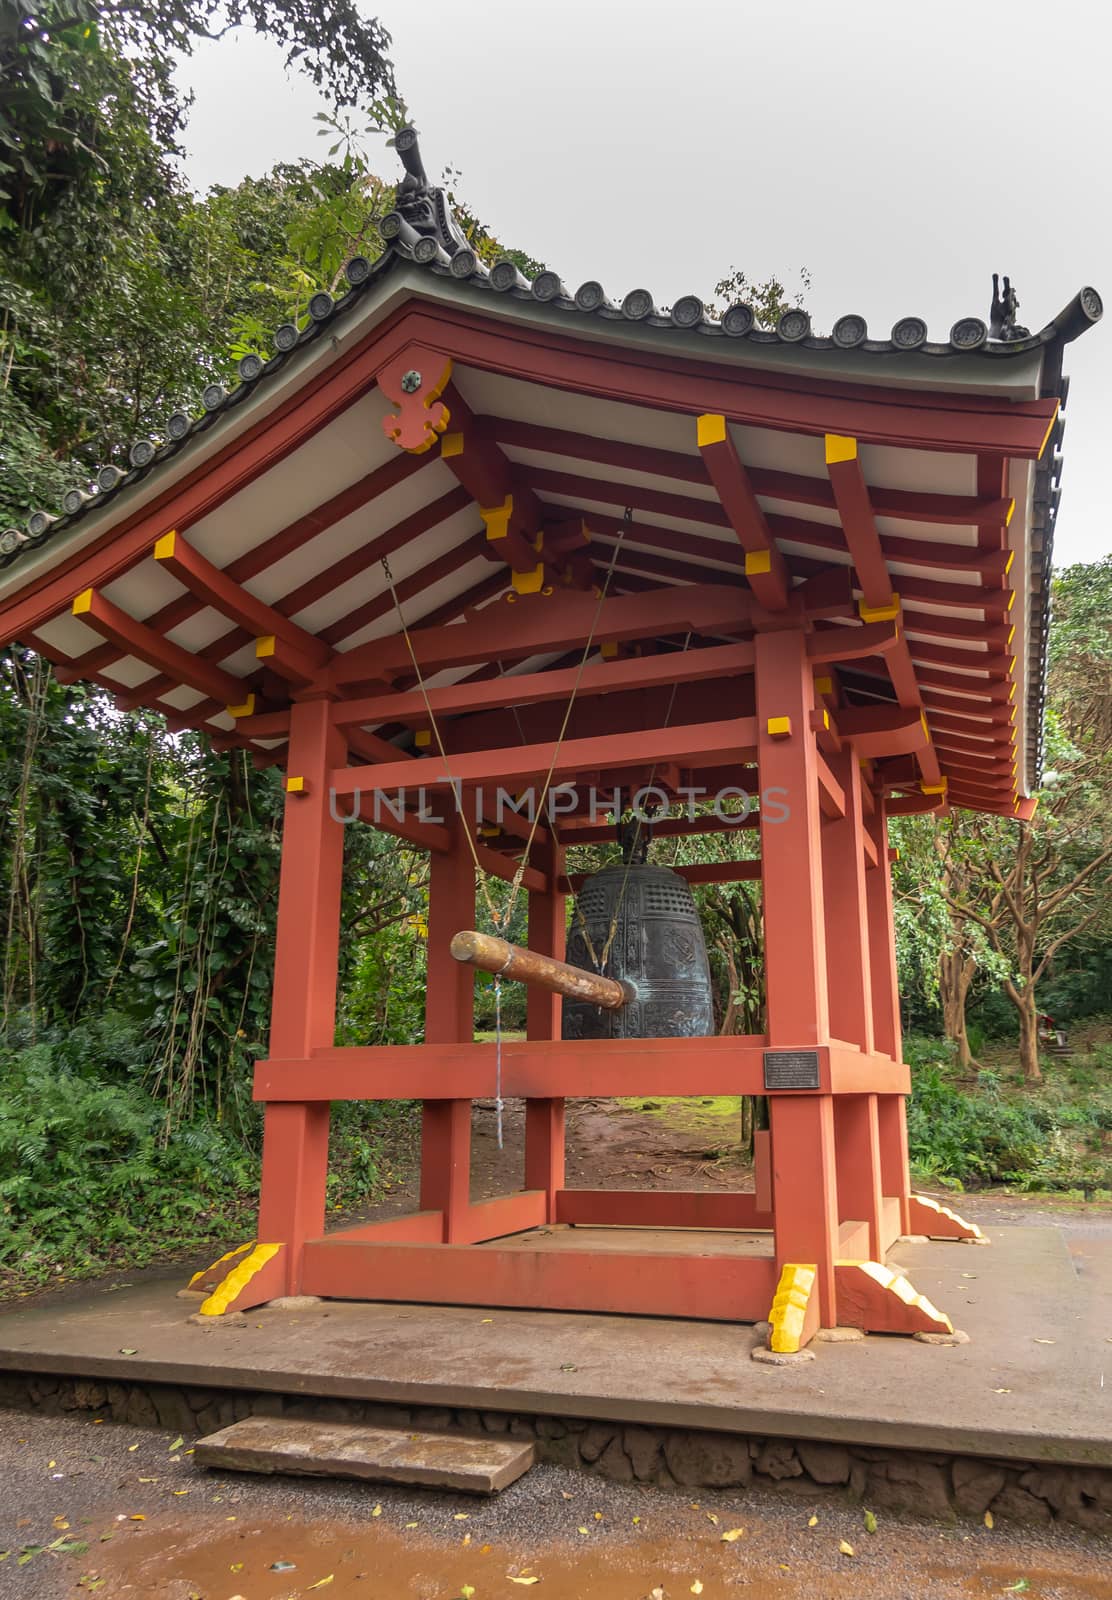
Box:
512;564;546;595
768;1263;817;1353
199;1242;283;1316
481;496;514;541
745;548;772;577
766;716;792;739
907;1194;985;1242
188;1240;254;1290
835;1259;953;1336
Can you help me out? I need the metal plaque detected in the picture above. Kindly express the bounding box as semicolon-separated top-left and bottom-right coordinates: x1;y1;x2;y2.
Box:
763;1049;821;1091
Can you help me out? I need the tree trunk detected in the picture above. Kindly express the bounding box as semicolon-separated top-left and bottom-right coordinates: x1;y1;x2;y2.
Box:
1017;989;1042;1083
938;949;975;1069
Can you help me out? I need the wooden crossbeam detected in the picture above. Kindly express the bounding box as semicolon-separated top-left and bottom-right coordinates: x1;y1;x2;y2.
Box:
806;620;900;664
696;414;790;608
903;614;1014;648
72;588;244;705
837;705;930;759
919;669;1013;703
153;529;330;668
331;640;756;731
887;792;947;817
816;751;847;818
825;435;893;609
588;515;745;572
770;513;1014;580
909;640;1014;677
331;716;759;796
323;582;754;689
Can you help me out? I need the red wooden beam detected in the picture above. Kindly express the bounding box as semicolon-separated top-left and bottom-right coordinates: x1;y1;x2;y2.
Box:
554;1189;774;1230
806;619;900;664
771;514;1014;578
323;582;754;689
300;1236;778;1322
837;705;930;759
333;716;759;796
696;414;790;608
909;640;1014;678
71;588;244;705
825;435;893;609
919;670;1013;704
331;640;756;730
152;529;330;667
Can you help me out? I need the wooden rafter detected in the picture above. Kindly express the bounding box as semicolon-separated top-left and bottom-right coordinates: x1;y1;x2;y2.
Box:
696;414;790;608
72;588;245;706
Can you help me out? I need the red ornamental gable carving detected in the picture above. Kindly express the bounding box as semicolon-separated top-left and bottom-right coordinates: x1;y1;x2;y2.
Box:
380;349;453;453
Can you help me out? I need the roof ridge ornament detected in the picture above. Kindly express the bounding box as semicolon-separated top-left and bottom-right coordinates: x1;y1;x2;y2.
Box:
990;273;1031;342
391;124;470;259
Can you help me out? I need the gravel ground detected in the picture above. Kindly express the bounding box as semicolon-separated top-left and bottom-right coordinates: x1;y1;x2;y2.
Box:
1;1408;1111;1600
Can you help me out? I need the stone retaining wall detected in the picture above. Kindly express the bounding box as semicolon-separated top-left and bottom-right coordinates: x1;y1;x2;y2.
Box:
2;1371;1109;1532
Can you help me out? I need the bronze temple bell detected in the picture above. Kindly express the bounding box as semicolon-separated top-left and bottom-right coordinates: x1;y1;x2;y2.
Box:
450;826;716;1041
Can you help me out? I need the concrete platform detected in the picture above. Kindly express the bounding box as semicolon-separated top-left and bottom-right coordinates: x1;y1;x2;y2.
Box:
1;1226;1109;1469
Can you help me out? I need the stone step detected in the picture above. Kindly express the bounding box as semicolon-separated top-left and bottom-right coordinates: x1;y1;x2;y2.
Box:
195;1416;535;1495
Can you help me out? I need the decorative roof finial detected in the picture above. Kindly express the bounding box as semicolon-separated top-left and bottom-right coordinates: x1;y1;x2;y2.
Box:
390;125;469;259
990;273;1031;341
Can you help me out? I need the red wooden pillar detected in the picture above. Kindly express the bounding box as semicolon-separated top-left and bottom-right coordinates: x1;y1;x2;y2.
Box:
525;838;566;1219
865;799;901;1060
257;697;348;1294
756;628;838;1325
834;1094;884;1259
821;750;874;1053
420;817;476;1242
866;796;912;1234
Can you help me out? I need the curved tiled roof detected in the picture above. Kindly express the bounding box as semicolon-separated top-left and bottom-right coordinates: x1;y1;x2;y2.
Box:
2;127;1100;571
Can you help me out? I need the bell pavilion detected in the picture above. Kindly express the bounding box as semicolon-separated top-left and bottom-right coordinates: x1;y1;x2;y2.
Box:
0;127;1101;1350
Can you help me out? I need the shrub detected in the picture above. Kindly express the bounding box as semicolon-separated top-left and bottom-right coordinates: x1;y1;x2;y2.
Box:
907;1063;1045;1186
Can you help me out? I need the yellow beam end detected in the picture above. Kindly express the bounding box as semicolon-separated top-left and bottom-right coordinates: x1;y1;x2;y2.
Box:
696;413;727;448
858;594;900;624
285;775;306;794
512;563;545;595
199;1242;281;1317
766;715;792;739
744;548;772;577
920;711;931;740
1004;548;1015;574
256;634;277;659
1038;410;1059;460
227;694;256;719
921;779;948;795
72;588;94;616
1005;498;1016;527
815;675;833;696
440;431;464;458
600;641;619;660
1009;681;1017;701
481;495;514;541
1007;624;1016;647
414;729;432;748
825;433;857;465
153;529;177;561
1005;588;1016;611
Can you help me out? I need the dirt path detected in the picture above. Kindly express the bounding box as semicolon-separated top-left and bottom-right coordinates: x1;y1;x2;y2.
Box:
2;1407;1111;1600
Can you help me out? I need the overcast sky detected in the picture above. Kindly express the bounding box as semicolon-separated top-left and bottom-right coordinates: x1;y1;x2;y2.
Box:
176;0;1109;566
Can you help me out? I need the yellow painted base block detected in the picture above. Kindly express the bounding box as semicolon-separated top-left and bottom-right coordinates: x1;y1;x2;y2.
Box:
835;1260;953;1337
187;1240;253;1291
768;1263;818;1352
908;1194;985;1242
199;1243;283;1316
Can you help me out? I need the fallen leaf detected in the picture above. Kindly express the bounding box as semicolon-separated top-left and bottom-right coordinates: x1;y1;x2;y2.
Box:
808;1515;818;1528
453;1512;470;1521
1034;1339;1056;1345
138;1478;156;1484
560;1363;577;1372
405;1522;419;1530
168;1437;184;1452
462;1532;472;1546
632;1515;641;1525
172;1490;189;1497
993;1388;1012;1394
119;1348;138;1355
52;1517;69;1529
720;1527;745;1543
984;1511;994;1529
508;1578;540;1587
461;1588;476;1600
864;1509;878;1534
705;1512;718;1526
128;1515;145;1523
372;1504;382;1518
127;1445;138;1453
307;1578;334;1590
690;1584;704;1596
577;1526;589;1536
230;1562;244;1573
1003;1584;1030;1595
270;1562;297;1572
480;1544;492;1555
480;1318;493;1324
593;1512;603;1522
839;1540;855;1556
